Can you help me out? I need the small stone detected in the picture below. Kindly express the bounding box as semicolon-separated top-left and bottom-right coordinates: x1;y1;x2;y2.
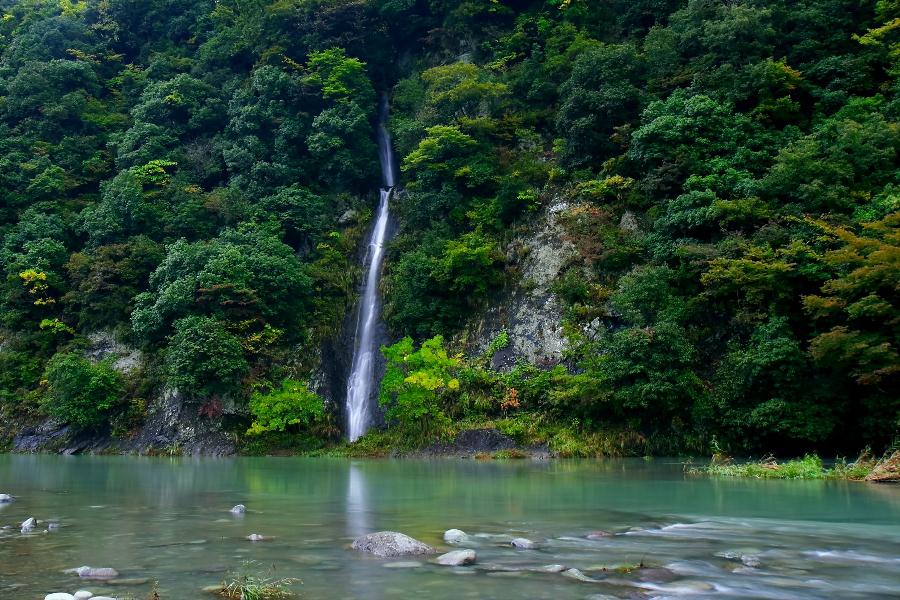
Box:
0;493;13;502
510;537;537;549
586;530;612;540
69;566;119;579
443;528;469;544
740;555;762;568
246;533;267;541
74;592;93;599
230;504;246;514
351;531;436;557
435;549;476;566
562;568;598;582
534;564;567;573
44;594;75;600
21;517;36;532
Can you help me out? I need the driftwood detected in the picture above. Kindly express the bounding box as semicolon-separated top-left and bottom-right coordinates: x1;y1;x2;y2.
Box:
865;451;900;483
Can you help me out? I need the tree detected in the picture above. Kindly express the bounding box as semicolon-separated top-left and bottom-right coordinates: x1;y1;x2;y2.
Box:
43;353;123;430
247;379;325;435
165;315;248;398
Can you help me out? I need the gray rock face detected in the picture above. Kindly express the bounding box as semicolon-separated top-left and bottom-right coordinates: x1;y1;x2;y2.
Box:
443;529;469;544
435;549;476;566
351;531;436;557
455;429;514;453
510;537;537;549
85;330;141;374
464;196;576;369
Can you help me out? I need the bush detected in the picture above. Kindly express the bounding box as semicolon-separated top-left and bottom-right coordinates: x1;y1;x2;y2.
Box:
247;379;324;435
165;316;248;398
42;353;123;430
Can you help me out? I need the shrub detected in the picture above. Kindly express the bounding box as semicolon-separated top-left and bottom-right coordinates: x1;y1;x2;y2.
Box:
165;316;248;398
247;379;325;435
42;353;123;430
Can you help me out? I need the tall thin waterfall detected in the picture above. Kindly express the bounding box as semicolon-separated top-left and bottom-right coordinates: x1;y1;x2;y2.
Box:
345;96;395;442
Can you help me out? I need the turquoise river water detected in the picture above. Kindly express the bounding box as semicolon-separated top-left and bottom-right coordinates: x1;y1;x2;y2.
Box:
1;456;899;599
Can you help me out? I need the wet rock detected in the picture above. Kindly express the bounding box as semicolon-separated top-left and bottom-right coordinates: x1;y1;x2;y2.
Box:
338;209;359;225
67;566;120;580
44;594;76;600
202;585;225;594
740;555;762;568
230;504;246;514
634;567;677;583
73;592;93;599
510;537;537;549
562;568;598;582
0;493;12;502
586;530;612;540
21;517;36;532
534;564;567;573
351;531;436;557
435;549;476;566
443;528;469;544
246;533;268;542
48;522;61;530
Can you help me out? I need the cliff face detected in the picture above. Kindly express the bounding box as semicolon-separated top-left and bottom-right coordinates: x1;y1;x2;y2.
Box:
461;195;578;371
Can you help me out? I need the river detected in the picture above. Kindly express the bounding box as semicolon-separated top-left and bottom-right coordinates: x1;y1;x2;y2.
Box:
1;456;898;599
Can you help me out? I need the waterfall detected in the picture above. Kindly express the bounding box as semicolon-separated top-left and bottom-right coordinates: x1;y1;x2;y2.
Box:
345;95;395;442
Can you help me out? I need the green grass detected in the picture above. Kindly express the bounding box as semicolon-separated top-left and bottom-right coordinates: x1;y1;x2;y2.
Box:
218;562;298;600
692;453;877;480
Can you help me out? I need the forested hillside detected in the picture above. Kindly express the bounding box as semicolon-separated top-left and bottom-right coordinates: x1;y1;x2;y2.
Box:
1;0;897;456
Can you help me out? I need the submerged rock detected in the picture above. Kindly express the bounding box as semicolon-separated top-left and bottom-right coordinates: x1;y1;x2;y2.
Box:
351;531;436;557
563;568;598;582
230;504;246;514
435;549;477;566
246;533;268;542
586;530;612;540
67;566;120;580
21;517;36;532
534;564;567;573
443;529;469;544
510;537;537;549
0;493;13;502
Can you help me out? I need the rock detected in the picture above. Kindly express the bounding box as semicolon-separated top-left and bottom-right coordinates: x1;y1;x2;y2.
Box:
619;210;641;233
740;555;762;568
586;530;612;540
74;592;94;599
338;209;358;225
510;537;537;549
562;568;598;582
246;533;268;541
230;504;246;514
534;564;567;573
435;549;476;566
634;567;677;583
383;561;424;569
68;566;120;579
0;493;12;502
44;594;76;600
201;585;225;594
90;597;118;600
351;531;436;557
21;517;36;532
866;450;900;482
443;528;469;544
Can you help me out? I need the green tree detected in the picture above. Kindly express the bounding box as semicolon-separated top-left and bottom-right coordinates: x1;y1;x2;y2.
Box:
43;353;123;430
247;379;325;435
165;315;248;398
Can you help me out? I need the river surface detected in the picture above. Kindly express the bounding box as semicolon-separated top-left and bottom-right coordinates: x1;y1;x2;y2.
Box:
1;456;899;599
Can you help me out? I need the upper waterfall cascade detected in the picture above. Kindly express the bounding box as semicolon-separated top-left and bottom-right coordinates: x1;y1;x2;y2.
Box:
345;97;395;442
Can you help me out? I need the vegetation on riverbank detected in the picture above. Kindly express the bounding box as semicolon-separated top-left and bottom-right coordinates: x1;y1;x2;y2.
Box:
690;449;900;481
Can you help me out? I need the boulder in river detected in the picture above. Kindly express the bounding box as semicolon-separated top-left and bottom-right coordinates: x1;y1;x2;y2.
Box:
44;594;76;600
21;517;36;532
351;531;436;557
0;493;12;502
67;566;120;579
435;549;477;566
585;530;612;540
230;504;246;514
246;533;268;541
73;592;93;599
510;537;537;549
562;568;598;582
443;528;469;544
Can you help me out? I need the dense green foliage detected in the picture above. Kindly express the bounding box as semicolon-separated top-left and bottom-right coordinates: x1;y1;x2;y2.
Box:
0;0;897;454
247;378;325;435
43;352;123;430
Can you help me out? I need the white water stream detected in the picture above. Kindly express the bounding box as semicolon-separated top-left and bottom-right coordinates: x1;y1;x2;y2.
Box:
345;96;395;442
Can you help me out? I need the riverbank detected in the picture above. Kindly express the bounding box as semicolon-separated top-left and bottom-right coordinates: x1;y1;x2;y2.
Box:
688;451;900;482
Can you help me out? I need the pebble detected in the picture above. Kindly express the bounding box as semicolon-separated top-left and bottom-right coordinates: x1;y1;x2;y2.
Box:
230;504;246;514
443;528;469;544
247;533;267;541
21;517;36;532
510;537;537;549
74;592;93;599
435;549;477;566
